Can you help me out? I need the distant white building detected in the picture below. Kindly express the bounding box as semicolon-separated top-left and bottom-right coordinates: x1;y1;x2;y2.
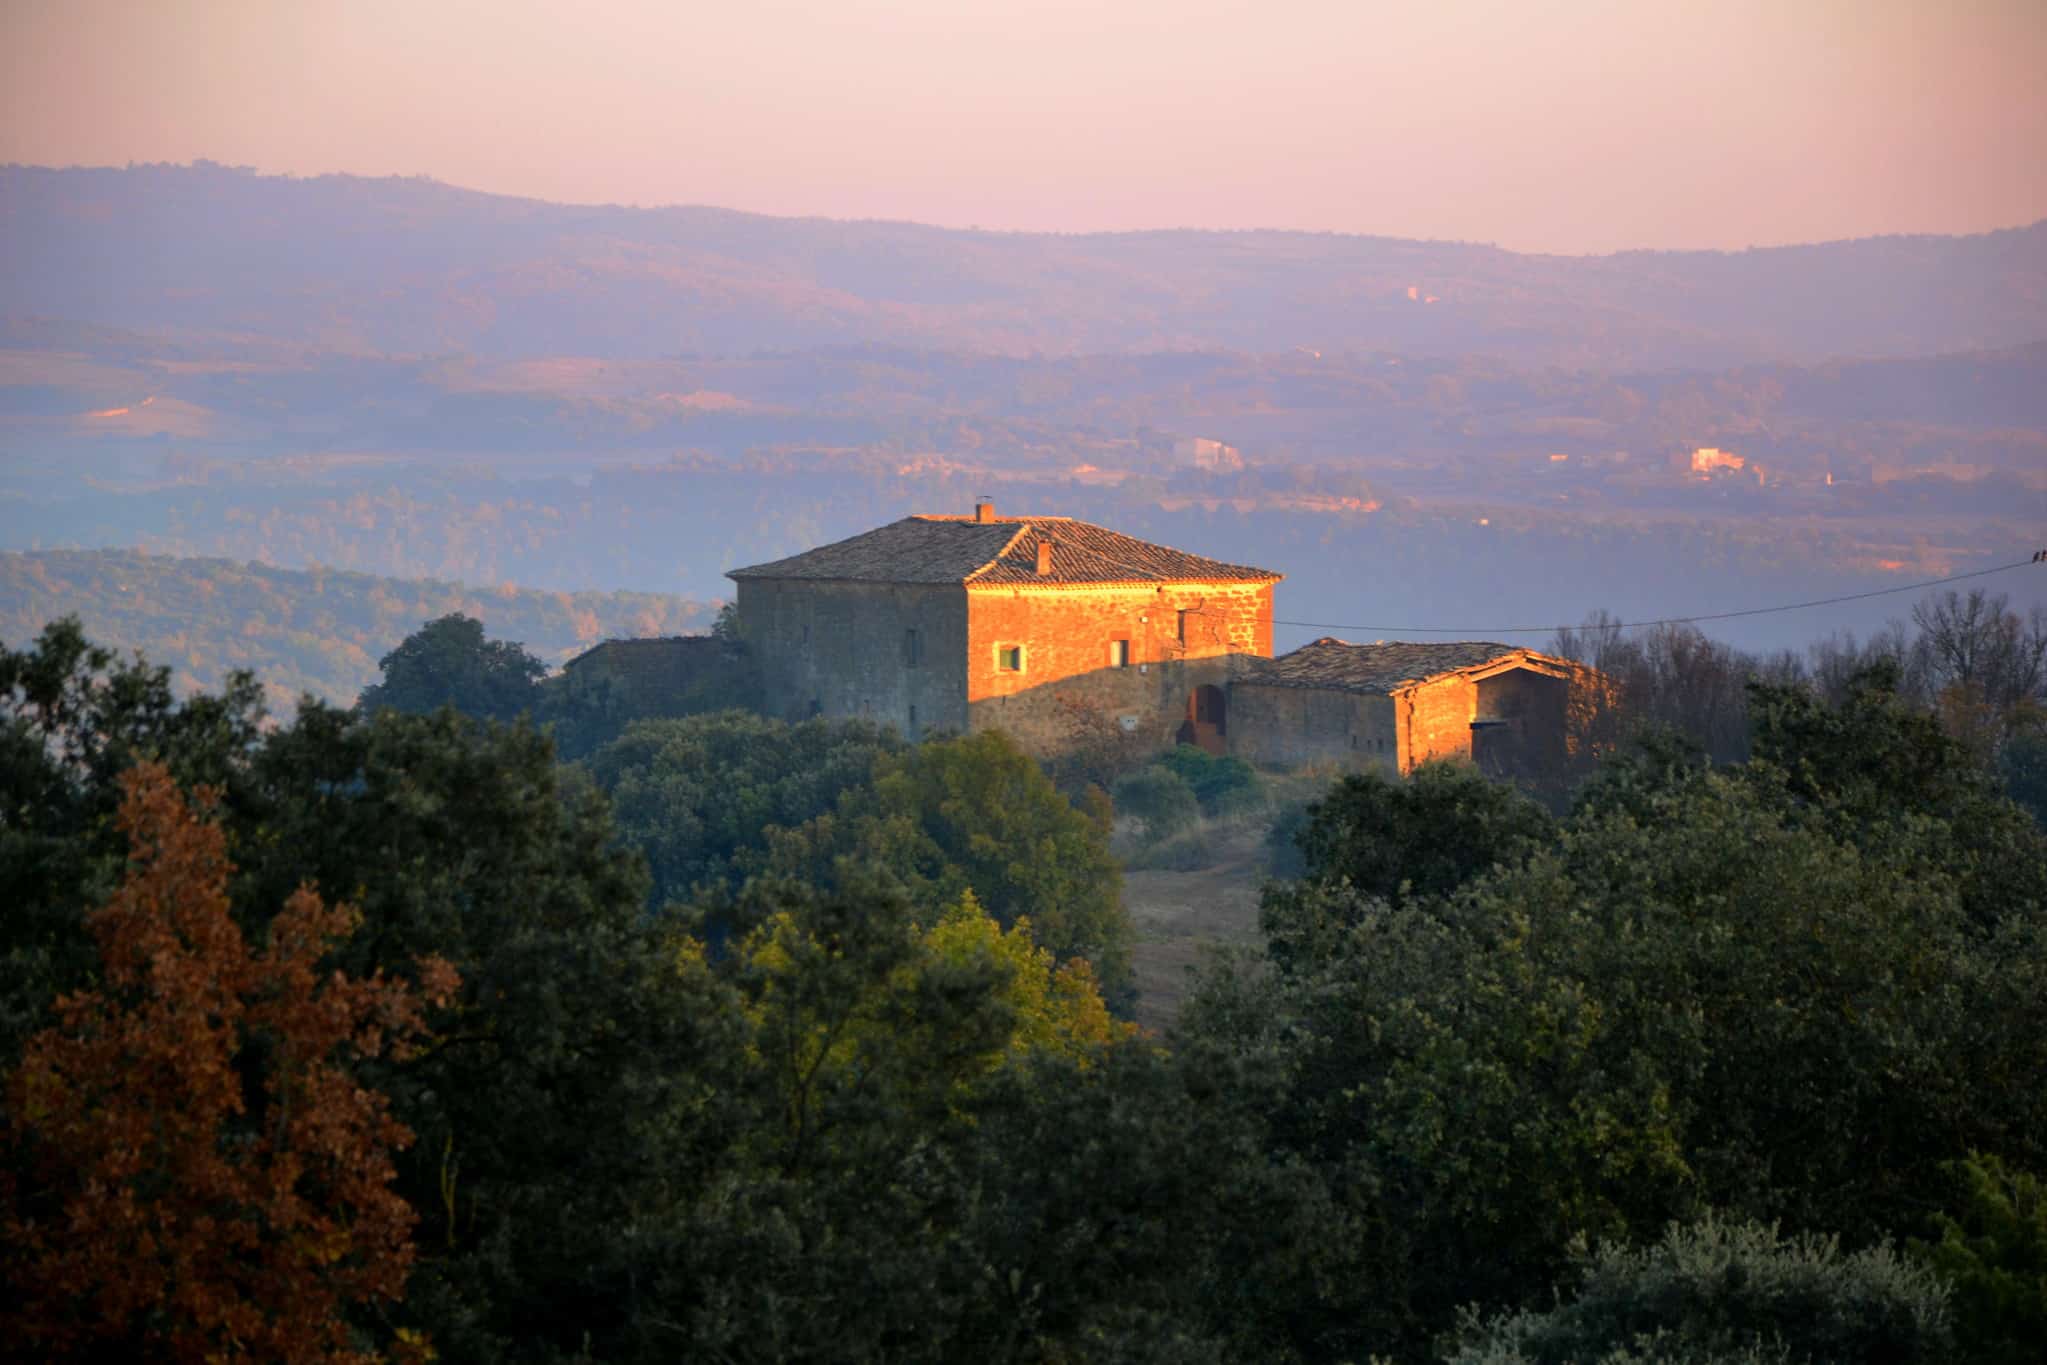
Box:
1172;436;1243;471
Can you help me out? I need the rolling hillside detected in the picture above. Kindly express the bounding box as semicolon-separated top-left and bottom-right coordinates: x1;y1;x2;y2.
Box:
0;548;713;711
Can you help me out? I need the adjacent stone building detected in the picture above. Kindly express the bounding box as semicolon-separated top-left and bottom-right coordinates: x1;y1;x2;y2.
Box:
557;635;741;711
1230;638;1592;778
727;502;1282;755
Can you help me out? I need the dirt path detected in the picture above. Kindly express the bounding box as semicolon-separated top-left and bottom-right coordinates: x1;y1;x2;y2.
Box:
1121;824;1270;1034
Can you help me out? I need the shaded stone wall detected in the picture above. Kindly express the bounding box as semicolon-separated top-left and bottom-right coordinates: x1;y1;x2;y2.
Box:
1227;683;1399;774
1472;668;1569;776
559;636;741;711
736;579;969;736
963;581;1274;757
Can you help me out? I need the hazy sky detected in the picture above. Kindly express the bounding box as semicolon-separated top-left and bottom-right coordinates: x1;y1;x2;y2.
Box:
4;0;2044;253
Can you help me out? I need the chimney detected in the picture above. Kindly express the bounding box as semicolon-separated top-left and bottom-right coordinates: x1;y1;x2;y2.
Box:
974;498;996;523
1035;538;1054;576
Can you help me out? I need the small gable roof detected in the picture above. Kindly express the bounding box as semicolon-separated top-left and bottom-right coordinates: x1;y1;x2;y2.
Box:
1243;638;1573;694
727;514;1282;587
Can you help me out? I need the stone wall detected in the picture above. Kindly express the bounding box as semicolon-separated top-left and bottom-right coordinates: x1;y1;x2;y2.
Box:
1396;673;1482;770
1472;668;1569;776
559;636;741;711
736;579;969;737
1227;682;1400;774
962;580;1274;757
1395;663;1577;776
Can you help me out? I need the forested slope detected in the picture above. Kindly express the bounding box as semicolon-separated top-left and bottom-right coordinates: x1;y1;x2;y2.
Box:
0;548;711;709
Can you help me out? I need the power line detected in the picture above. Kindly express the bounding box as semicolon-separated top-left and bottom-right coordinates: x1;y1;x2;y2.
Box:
1270;556;2044;639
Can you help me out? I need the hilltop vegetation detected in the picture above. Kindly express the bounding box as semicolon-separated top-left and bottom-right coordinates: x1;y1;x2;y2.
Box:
0;548;711;709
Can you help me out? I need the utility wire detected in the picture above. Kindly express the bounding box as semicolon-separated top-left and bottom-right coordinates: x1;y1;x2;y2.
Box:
1270;556;2045;639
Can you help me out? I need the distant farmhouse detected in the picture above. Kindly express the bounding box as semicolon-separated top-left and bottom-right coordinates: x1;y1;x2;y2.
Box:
725;501;1280;755
699;501;1599;780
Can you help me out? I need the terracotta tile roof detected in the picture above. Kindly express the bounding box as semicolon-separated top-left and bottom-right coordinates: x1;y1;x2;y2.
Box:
726;514;1282;587
1242;637;1568;694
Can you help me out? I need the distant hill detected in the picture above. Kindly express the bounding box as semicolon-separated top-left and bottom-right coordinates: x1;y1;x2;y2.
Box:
7;163;2045;370
0;549;714;711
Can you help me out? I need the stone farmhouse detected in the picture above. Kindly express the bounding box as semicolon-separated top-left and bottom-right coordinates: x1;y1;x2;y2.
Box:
725;501;1281;754
708;502;1599;780
1232;637;1596;778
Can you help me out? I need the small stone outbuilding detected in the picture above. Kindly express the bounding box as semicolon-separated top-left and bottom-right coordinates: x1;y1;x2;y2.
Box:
727;502;1282;755
1229;638;1592;779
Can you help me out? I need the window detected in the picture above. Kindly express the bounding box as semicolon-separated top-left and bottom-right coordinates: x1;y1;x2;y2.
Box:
904;627;923;668
1176;609;1189;643
1108;638;1131;668
908;704;918;734
996;645;1024;673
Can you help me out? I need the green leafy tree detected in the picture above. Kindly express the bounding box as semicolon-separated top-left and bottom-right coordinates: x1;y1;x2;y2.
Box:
356;614;547;723
648;874;1315;1364
763;728;1132;998
1260;759;1553;971
1746;662;2047;927
582;711;903;912
1912;1154;2047;1365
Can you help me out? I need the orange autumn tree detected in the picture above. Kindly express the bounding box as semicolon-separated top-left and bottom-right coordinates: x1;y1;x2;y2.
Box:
2;761;457;1363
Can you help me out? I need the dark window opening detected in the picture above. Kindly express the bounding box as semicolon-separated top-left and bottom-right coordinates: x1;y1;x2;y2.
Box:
904;627;923;667
1109;638;1131;668
1176;610;1189;643
997;645;1024;673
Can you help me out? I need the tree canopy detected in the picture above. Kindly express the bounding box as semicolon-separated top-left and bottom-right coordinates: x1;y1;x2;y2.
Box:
356;613;548;723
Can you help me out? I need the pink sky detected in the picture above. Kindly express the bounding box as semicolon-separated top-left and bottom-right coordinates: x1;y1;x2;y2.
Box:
4;0;2044;254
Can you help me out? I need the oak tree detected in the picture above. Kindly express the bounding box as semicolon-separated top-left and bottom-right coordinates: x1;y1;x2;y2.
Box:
2;762;456;1363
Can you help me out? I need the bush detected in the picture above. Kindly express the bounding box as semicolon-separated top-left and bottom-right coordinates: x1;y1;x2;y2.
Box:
1121;823;1220;872
1112;766;1201;843
1447;1217;1953;1365
1158;744;1262;814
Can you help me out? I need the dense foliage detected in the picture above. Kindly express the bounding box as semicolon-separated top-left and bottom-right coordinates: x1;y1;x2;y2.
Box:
1183;663;2047;1358
9;614;2047;1362
589;715;1132;996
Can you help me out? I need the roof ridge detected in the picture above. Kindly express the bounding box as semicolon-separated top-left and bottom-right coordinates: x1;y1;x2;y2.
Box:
963;523;1035;582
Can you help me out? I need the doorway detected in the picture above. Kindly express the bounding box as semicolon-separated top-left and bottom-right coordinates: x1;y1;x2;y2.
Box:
1178;684;1228;755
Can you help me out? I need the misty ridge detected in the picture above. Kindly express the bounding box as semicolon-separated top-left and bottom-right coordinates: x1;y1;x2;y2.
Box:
8;162;2047;366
